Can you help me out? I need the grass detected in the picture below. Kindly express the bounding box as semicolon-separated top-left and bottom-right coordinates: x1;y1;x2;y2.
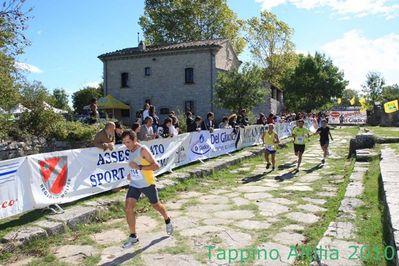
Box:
367;126;399;138
388;143;399;153
356;158;391;266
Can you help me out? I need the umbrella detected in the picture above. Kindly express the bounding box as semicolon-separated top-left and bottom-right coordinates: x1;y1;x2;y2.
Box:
9;104;31;114
97;95;129;118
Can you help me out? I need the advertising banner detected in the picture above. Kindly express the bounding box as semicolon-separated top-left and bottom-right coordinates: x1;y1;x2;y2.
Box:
328;110;367;124
0;158;34;219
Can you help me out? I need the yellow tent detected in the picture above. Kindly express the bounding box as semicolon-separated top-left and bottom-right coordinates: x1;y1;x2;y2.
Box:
97;95;129;118
384;99;399;114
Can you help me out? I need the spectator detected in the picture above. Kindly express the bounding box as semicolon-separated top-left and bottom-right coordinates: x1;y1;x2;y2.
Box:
219;116;231;129
186;111;196;132
139;117;157;141
94;121;115;150
160;117;178;138
228;114;238;128
131;122;141;134
257;113;266;125
89;98;99;124
201;112;215;132
114;122;123;145
135;111;143;124
267;114;274;124
149;105;160;132
238;109;249;126
169;115;180;133
194;116;202;131
142;103;150;121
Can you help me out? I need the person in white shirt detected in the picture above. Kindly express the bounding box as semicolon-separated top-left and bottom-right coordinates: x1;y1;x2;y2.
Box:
142;103;150;121
138;117;156;141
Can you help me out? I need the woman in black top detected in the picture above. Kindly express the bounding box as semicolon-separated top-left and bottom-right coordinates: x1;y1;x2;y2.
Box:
315;119;333;164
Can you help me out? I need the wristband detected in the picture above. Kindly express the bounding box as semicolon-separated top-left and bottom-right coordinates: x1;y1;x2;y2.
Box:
138;165;143;170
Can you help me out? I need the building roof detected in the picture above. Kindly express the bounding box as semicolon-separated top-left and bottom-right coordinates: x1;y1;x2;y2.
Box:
98;39;228;60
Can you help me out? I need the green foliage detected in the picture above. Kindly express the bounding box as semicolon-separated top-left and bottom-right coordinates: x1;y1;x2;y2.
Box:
339;88;359;106
214;63;267;113
362;71;385;104
18;108;65;139
0;0;32;109
139;0;245;54
19;80;55;109
51;121;99;142
283;52;348;112
52;88;70;110
72;86;103;114
380;84;399;102
245;11;297;88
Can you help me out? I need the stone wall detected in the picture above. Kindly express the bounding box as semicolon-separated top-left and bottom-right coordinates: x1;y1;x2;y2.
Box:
0;138;92;161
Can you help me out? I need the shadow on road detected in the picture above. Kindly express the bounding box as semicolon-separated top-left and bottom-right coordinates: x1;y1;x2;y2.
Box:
303;163;323;174
100;236;170;266
274;169;299;182
277;161;297;170
241;173;266;184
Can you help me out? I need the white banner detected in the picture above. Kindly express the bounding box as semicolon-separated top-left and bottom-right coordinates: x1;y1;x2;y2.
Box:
0;120;316;219
0;158;34;219
328;110;367;124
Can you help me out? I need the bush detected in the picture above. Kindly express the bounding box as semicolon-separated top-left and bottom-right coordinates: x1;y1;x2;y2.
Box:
18;109;65;139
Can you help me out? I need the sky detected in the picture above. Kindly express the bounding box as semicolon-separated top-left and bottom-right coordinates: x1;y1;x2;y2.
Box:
17;0;399;102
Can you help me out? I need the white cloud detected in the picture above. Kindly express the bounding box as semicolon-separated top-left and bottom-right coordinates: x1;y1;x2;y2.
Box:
14;62;43;73
320;30;399;90
255;0;399;19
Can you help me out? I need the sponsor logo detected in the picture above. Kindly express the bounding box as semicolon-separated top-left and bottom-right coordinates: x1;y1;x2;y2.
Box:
1;199;16;209
330;111;340;118
191;134;211;155
39;156;71;199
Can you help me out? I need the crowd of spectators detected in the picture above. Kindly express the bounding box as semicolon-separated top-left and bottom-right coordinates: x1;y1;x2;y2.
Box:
94;98;331;148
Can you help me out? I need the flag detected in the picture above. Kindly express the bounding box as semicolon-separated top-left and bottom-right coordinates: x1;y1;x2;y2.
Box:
350;97;356;105
359;97;367;112
384;100;399;114
337;98;342;104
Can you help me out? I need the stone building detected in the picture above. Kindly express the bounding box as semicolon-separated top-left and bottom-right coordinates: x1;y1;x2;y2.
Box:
98;39;284;125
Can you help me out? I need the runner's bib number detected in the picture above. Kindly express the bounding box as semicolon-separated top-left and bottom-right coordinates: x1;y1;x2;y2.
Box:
266;145;274;151
297;136;305;144
130;169;144;181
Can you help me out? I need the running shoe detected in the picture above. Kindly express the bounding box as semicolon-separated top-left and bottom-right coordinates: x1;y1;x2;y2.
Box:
122;236;139;249
321;159;325;164
272;166;275;171
166;221;174;235
266;163;271;169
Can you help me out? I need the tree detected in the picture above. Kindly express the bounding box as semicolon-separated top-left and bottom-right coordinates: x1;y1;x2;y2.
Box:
362;71;385;104
72;86;103;114
53;88;69;110
283;53;348;112
139;0;245;54
214;63;267;113
19;80;55;109
340;88;359;106
381;84;399;102
245;11;297;89
0;0;32;109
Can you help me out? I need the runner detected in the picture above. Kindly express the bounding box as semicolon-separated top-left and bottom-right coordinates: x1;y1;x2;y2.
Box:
262;124;280;171
291;119;310;170
315;119;333;164
121;130;173;248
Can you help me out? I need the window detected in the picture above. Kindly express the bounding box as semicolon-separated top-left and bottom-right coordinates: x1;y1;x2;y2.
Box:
160;108;170;115
185;100;194;113
121;72;129;88
121;109;130;117
185;68;194;84
145;67;151;76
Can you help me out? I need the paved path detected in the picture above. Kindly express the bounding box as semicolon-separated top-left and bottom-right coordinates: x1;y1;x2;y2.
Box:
5;130;359;266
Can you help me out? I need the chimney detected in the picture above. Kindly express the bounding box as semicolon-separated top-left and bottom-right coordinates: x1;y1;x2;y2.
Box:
138;41;146;51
